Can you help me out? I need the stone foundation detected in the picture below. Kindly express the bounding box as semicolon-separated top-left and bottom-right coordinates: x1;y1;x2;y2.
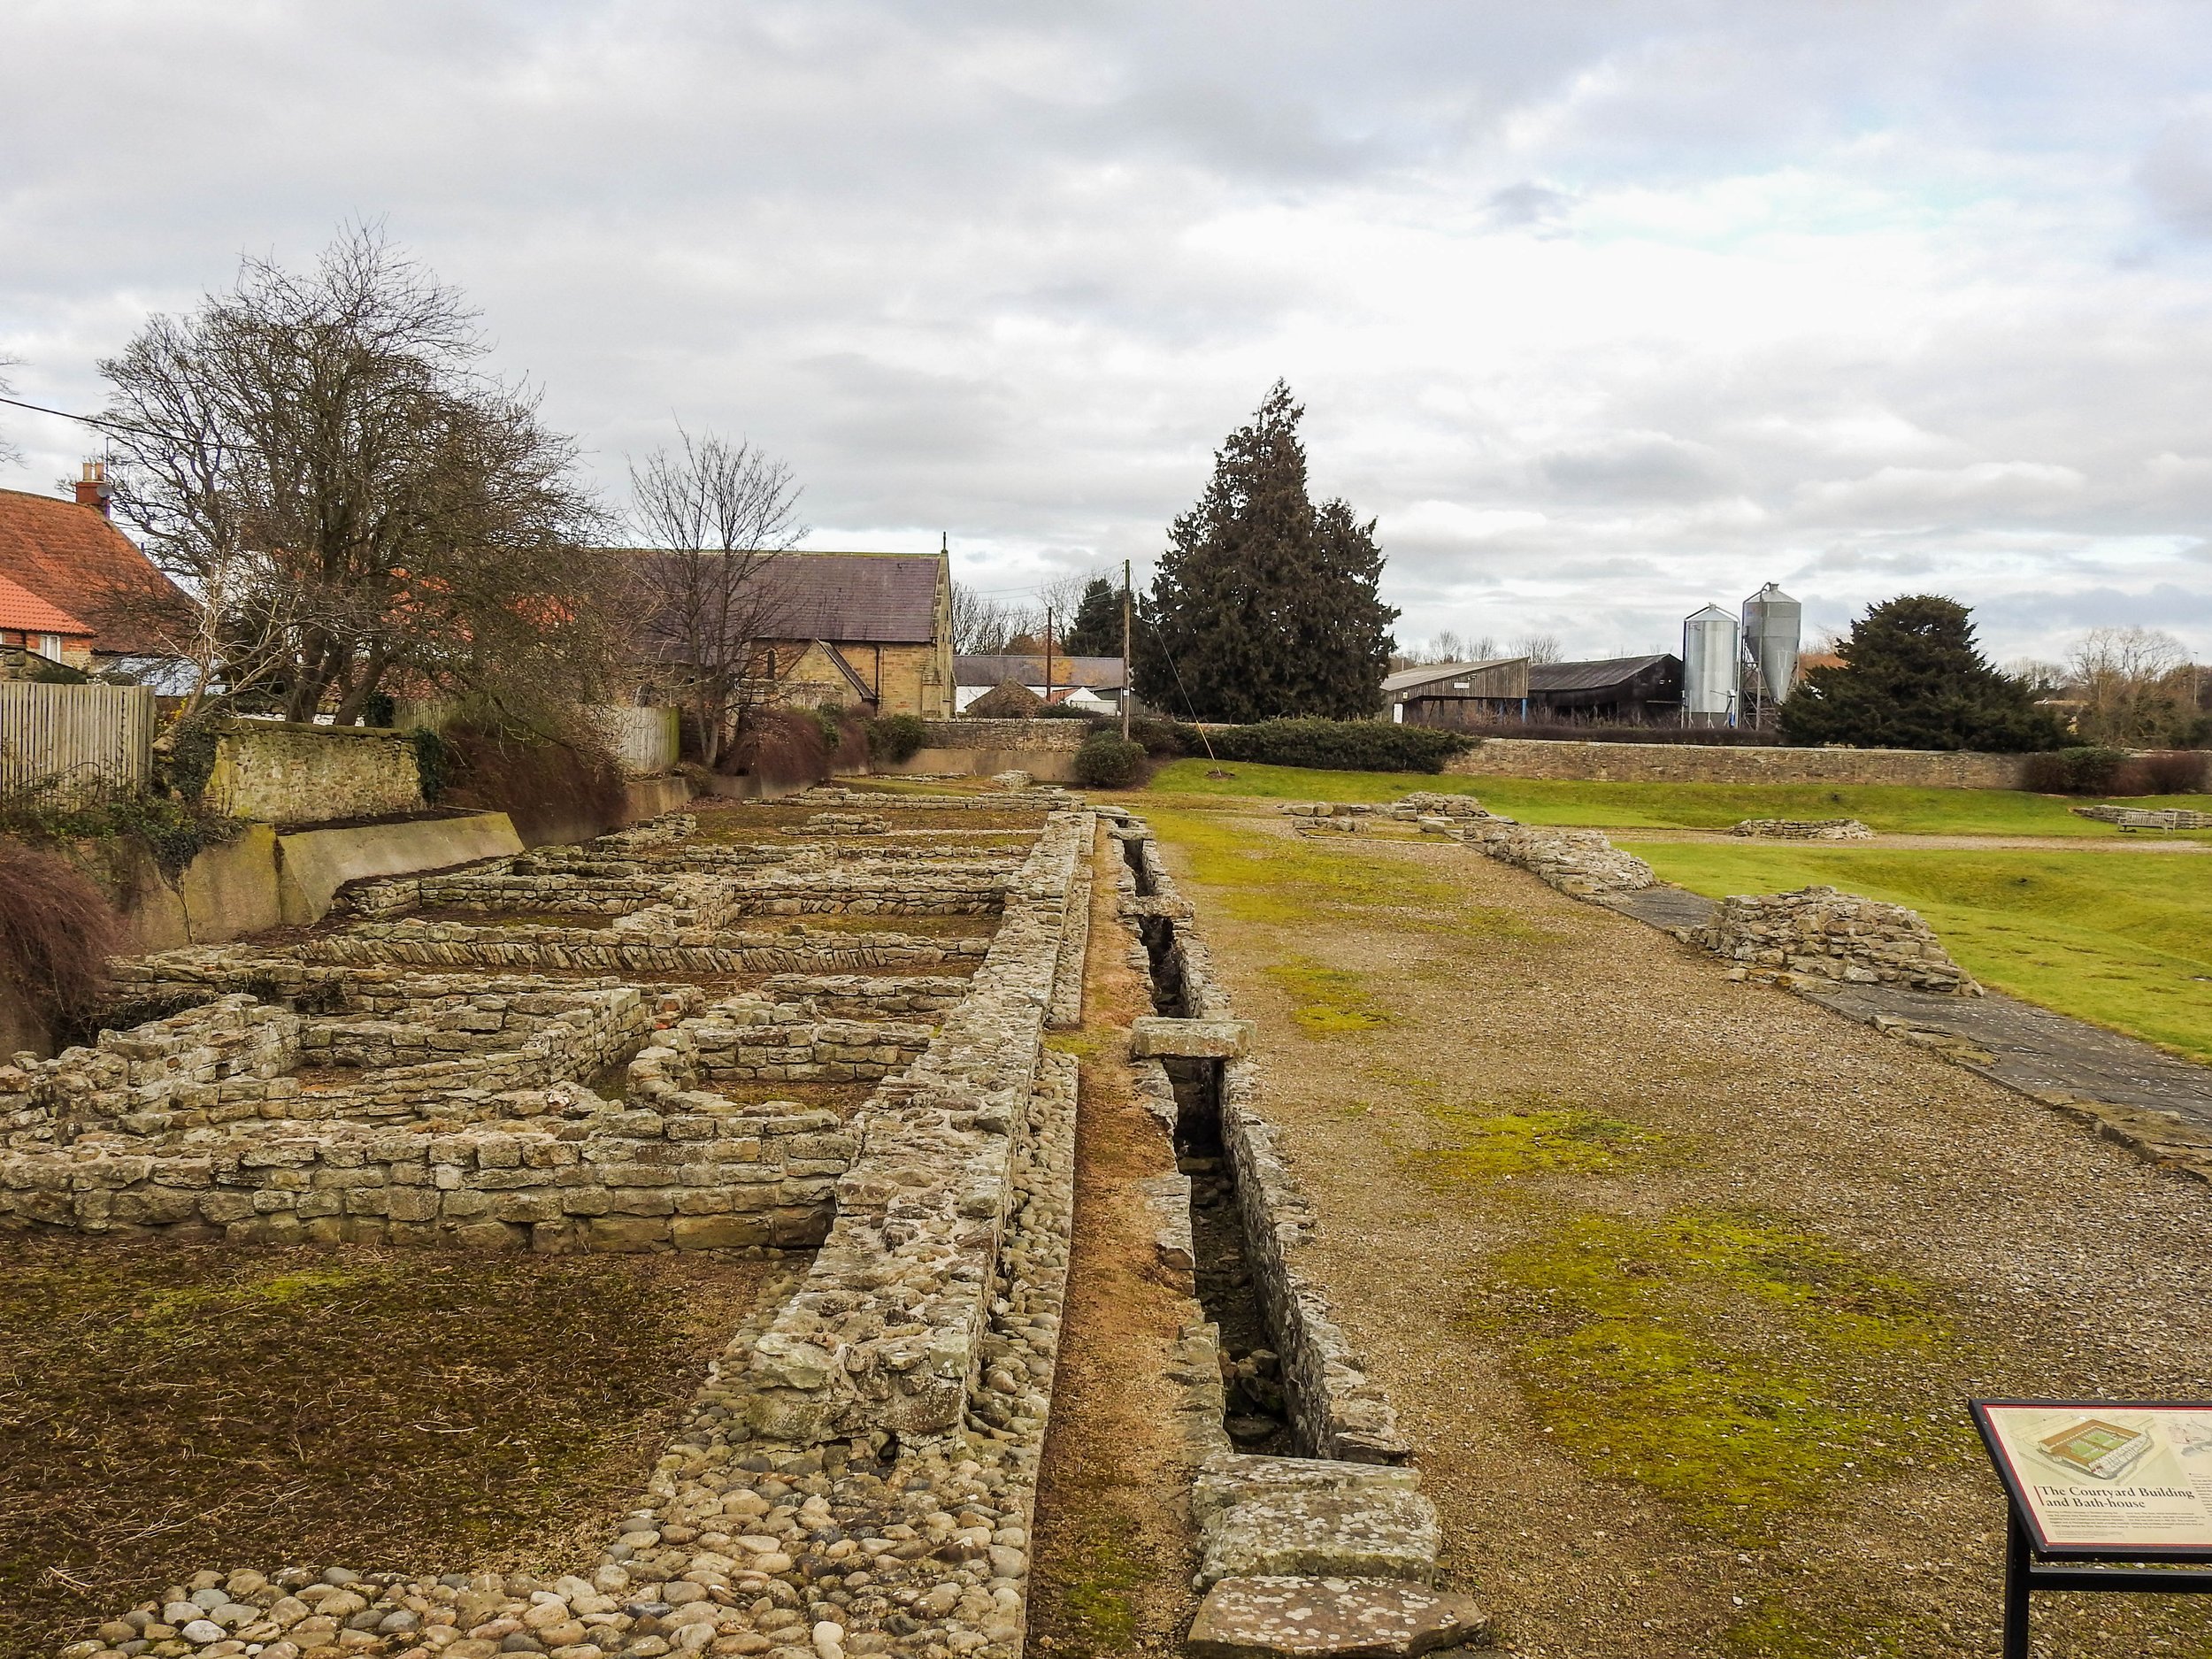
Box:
1730;817;1874;840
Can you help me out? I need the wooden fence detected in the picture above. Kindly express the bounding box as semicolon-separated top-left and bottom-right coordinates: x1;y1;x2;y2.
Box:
0;682;156;801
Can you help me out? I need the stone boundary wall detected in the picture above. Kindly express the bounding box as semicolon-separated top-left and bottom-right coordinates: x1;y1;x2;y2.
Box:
920;719;1090;752
1687;885;1982;994
1128;830;1411;1465
204;720;426;824
1445;736;2033;789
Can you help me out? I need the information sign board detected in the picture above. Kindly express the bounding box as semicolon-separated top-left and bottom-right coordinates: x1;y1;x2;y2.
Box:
1975;1400;2212;1555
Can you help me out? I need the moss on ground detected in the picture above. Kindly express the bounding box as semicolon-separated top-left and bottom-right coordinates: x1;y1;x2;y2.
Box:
1470;1211;1955;1541
1141;806;1527;941
1410;1105;1641;1181
1264;958;1396;1034
0;1239;777;1657
1036;1530;1149;1654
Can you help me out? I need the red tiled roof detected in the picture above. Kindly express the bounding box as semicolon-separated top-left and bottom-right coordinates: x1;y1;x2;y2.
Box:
0;572;92;637
0;488;194;656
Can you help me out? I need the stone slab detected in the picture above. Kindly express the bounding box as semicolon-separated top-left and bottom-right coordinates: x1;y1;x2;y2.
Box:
1199;1486;1441;1588
1131;1016;1255;1059
1188;1577;1489;1659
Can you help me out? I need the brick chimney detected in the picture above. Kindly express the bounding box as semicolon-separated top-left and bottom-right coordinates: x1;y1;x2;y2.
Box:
73;459;111;517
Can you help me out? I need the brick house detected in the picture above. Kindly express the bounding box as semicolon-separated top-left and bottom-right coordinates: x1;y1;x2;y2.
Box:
0;464;193;670
0;572;96;669
628;547;955;719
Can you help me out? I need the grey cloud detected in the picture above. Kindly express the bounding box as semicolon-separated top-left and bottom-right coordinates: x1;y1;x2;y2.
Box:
4;1;2212;663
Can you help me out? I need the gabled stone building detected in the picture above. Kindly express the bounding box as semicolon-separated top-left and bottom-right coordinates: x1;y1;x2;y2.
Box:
626;546;955;718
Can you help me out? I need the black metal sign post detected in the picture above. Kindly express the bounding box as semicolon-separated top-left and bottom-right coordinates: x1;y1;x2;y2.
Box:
1973;1399;2212;1658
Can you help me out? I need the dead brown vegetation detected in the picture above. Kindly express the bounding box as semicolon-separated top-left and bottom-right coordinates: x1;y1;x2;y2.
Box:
0;837;120;1037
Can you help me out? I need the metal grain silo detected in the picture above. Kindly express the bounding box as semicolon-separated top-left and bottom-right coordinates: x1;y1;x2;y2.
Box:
1682;603;1740;723
1741;583;1802;706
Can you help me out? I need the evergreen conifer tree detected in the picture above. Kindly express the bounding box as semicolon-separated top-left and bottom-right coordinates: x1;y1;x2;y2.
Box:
1780;595;2065;751
1133;381;1397;721
1059;576;1121;657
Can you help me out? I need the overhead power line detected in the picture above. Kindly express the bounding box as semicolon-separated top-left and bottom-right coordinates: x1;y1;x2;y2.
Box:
0;393;182;444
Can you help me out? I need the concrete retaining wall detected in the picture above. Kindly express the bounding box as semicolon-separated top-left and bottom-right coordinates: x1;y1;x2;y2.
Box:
277;812;526;924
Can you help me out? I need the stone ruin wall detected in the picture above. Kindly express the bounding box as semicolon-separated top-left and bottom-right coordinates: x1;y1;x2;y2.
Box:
29;791;1104;1659
1686;885;1982;994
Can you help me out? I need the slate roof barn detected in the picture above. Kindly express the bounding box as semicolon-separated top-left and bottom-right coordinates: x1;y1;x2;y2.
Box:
1525;654;1684;721
1383;658;1532;727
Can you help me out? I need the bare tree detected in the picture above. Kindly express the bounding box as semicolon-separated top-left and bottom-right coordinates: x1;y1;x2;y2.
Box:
628;424;805;767
951;583;1031;655
1510;631;1565;664
97;225;618;726
2068;626;2193;746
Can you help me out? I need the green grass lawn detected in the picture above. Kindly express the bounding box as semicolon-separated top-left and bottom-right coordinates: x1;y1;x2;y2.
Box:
1141;757;2210;839
1618;840;2212;1061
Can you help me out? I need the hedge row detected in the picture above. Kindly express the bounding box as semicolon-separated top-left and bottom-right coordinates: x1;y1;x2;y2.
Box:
1124;716;1470;774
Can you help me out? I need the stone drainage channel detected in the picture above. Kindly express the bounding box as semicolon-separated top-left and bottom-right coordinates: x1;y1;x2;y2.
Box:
15;794;1491;1659
1100;809;1492;1658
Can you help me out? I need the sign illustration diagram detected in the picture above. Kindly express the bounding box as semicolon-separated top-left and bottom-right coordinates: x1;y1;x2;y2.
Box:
1977;1401;2212;1553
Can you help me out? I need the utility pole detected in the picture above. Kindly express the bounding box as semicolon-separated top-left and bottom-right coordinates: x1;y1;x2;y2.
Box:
1043;608;1054;709
1121;558;1133;741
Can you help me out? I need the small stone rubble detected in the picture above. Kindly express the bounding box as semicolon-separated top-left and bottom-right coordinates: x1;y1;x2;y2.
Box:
1684;885;1981;995
1729;818;1873;840
789;812;890;835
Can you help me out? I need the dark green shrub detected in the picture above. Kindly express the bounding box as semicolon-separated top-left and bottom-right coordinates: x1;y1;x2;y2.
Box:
410;726;451;803
1206;718;1471;774
1073;733;1148;789
0;789;243;880
161;711;224;803
1126;717;1190;759
2023;747;2128;795
2135;750;2209;794
869;713;929;764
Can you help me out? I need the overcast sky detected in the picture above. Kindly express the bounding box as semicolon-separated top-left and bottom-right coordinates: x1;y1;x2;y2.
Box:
6;1;2212;663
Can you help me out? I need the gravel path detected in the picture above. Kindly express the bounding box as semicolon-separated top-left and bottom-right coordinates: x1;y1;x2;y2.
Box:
1150;810;2212;1659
